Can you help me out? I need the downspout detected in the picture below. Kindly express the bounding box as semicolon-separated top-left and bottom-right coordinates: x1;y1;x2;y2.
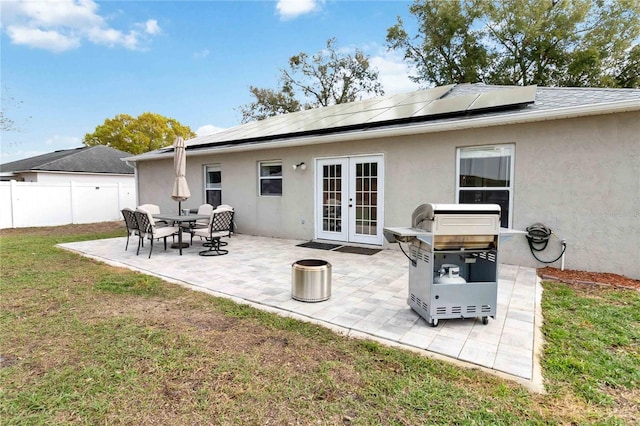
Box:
124;159;139;207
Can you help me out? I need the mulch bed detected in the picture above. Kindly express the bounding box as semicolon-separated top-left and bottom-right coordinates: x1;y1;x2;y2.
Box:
538;266;640;290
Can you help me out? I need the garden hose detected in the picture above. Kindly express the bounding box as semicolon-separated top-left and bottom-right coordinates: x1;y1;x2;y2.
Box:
526;223;567;264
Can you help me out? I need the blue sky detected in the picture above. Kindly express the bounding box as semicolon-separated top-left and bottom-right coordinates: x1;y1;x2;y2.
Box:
1;0;422;163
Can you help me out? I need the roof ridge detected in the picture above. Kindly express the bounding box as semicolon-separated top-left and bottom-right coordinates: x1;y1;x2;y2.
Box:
32;146;89;170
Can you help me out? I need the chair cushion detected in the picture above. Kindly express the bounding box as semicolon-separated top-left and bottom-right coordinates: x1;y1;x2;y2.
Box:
153;226;179;239
192;228;209;239
193;228;228;239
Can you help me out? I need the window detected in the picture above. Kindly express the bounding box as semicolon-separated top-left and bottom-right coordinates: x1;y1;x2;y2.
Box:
259;161;282;196
456;145;514;228
205;164;222;207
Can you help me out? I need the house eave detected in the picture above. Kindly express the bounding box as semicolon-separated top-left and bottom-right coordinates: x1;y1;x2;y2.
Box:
127;99;640;162
7;170;134;177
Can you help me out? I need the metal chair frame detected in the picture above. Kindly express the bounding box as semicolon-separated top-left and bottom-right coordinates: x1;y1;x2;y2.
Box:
133;210;179;258
194;209;234;257
121;208;141;251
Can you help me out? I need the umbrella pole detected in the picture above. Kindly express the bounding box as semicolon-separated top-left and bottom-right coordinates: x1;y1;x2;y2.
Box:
171;200;189;249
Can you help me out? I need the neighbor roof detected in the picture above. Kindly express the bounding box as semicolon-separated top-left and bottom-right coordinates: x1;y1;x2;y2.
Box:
127;83;640;162
0;145;134;175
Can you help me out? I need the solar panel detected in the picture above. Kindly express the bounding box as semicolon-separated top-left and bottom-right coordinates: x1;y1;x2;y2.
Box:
367;101;434;122
186;84;537;148
468;85;536;110
397;84;455;105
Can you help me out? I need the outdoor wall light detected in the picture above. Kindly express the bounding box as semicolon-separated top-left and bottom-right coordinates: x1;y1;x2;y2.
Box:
292;162;307;171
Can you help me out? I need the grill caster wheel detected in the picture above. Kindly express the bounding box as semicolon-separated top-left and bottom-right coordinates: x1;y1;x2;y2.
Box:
430;318;439;327
481;316;489;325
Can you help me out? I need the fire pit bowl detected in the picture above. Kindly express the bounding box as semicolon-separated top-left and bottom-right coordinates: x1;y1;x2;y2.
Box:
291;259;331;302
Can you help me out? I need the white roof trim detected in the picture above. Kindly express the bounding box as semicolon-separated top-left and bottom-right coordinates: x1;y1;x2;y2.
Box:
7;170;134;177
128;99;640;162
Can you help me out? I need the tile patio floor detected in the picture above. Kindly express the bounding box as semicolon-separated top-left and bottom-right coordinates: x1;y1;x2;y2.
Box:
59;233;544;392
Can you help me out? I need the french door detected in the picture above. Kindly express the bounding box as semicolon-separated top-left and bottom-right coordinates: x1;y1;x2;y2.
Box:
315;155;384;245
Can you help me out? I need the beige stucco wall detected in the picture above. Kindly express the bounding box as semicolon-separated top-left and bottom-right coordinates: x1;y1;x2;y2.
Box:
136;111;639;279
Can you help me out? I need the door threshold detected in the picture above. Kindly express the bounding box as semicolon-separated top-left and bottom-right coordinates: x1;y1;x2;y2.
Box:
313;239;383;249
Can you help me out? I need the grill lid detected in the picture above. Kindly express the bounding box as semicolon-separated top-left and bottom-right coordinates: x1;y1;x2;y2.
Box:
412;203;501;228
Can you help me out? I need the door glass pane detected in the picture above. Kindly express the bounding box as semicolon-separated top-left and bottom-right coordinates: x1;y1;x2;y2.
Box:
354;161;378;236
322;164;342;232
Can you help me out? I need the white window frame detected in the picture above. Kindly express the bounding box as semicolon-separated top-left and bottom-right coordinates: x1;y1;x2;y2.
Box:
204;164;222;207
455;144;515;228
258;160;282;196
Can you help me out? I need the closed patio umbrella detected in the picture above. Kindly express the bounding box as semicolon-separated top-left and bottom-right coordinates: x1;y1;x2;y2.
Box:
171;136;191;215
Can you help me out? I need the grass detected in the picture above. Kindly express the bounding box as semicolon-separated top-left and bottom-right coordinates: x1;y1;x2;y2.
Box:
1;222;639;425
541;282;640;406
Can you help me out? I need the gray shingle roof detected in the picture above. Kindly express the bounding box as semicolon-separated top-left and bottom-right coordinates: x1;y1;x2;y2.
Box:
0;145;134;174
450;83;640;110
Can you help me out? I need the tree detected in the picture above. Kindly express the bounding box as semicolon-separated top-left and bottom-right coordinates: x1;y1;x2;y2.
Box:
386;0;640;88
239;38;384;123
83;112;196;155
386;1;489;86
240;85;301;122
1;86;30;133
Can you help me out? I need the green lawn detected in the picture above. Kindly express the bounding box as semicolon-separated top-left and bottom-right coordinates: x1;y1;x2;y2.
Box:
1;223;638;425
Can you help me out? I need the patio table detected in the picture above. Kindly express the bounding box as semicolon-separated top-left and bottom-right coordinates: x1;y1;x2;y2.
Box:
154;213;209;255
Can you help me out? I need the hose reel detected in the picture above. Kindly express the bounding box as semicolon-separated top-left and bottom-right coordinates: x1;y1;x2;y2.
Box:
525;223;566;264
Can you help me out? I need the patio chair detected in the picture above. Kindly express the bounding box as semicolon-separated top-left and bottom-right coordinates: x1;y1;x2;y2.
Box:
185;203;214;242
193;208;234;256
121;208;142;251
137;203;168;226
210;204;235;246
134;209;180;258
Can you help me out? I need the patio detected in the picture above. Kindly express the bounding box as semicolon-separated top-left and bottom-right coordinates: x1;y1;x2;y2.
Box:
59;233;544;392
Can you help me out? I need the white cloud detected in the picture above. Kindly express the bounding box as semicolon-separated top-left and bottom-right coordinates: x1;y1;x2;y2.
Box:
2;135;82;163
193;48;210;59
6;26;80;52
45;134;82;148
329;42;421;96
276;0;323;20
144;19;160;35
196;125;225;137
0;0;160;52
369;48;422;95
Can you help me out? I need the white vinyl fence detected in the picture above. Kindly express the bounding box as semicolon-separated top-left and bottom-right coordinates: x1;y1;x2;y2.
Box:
0;180;136;229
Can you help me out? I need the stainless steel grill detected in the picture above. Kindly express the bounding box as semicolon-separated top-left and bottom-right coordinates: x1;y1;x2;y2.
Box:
384;203;501;327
